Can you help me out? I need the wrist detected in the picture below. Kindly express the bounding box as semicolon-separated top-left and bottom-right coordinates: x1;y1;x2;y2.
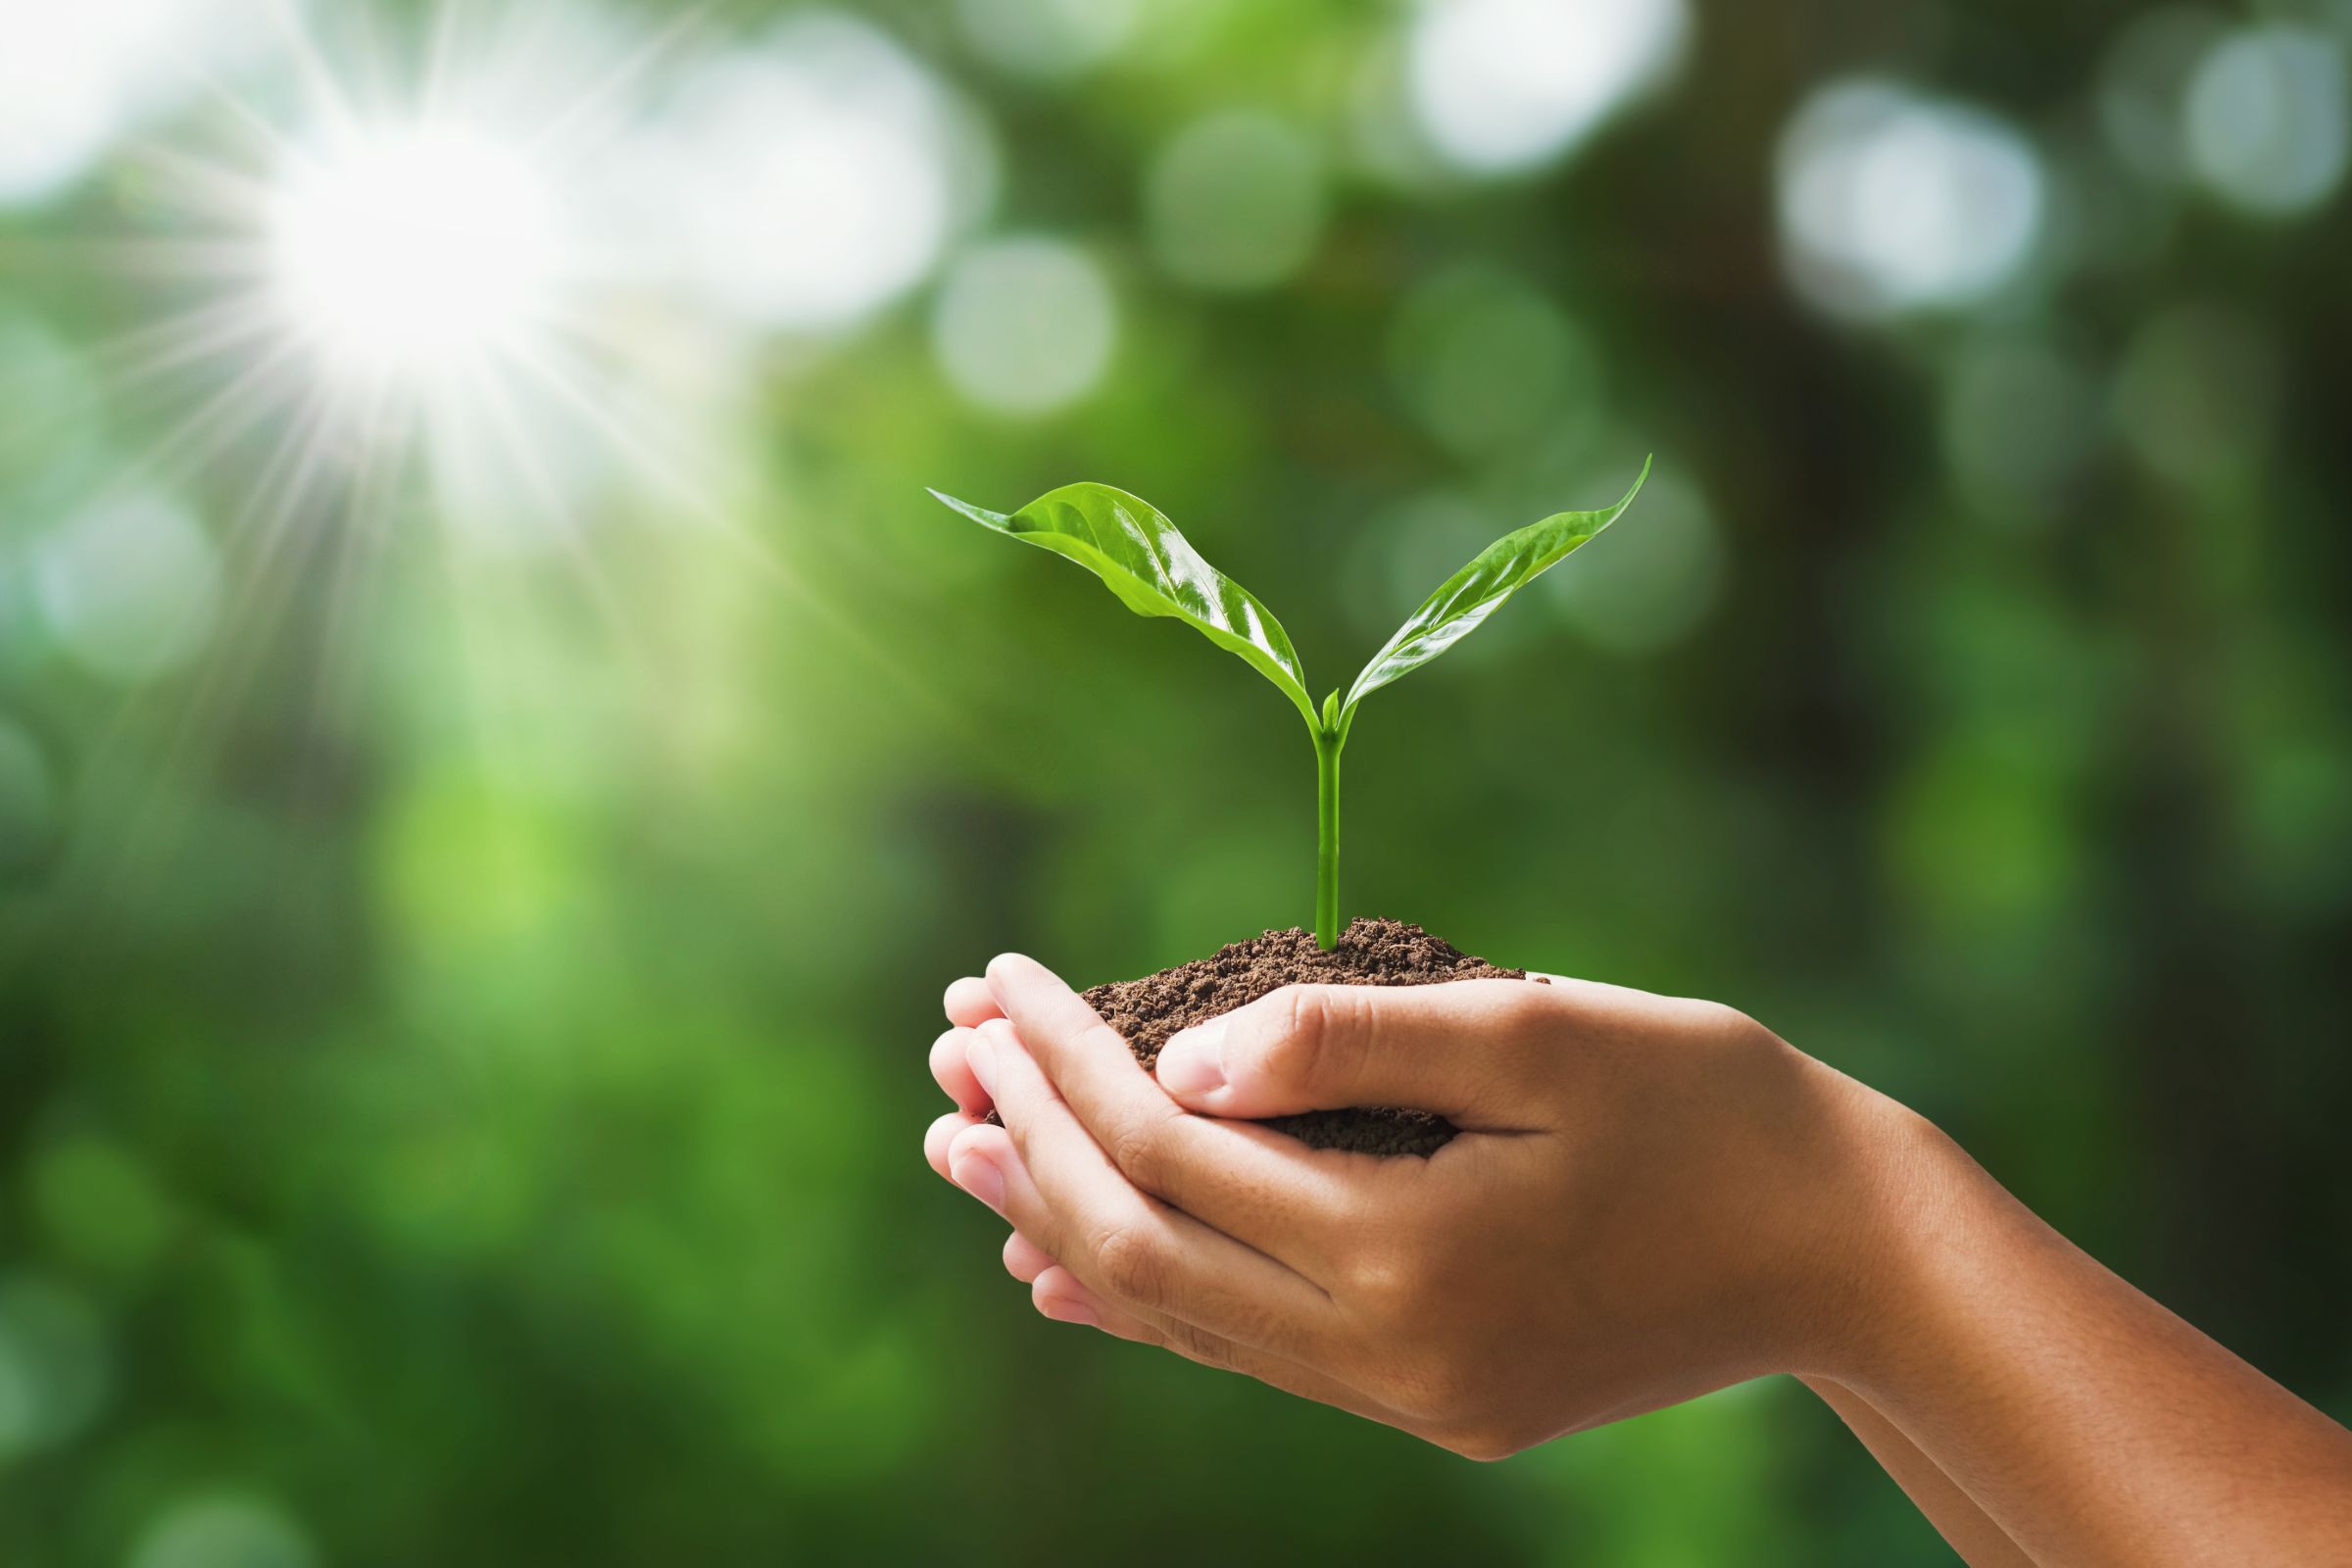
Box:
1774;1073;1997;1391
1815;1091;2006;1395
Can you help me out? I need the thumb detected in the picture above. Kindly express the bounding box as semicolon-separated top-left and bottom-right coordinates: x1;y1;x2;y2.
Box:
1153;979;1555;1129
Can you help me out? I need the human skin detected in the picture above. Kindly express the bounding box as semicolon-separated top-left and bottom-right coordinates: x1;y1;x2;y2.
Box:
922;958;2352;1567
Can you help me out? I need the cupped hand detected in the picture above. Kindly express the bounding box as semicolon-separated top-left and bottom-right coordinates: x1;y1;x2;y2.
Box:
925;955;1922;1459
921;975;1004;1177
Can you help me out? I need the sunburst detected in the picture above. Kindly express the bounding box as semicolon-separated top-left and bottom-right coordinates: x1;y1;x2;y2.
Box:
4;0;972;891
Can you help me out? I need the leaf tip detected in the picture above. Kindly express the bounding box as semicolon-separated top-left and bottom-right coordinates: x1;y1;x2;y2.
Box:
1621;454;1654;506
929;487;1010;528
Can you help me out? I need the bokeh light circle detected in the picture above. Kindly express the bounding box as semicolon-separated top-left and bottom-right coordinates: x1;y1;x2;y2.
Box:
1387;265;1601;457
1145;112;1328;292
631;15;975;332
131;1493;315;1568
33;492;221;685
1777;80;2045;319
955;0;1141;82
0;1276;111;1459
931;237;1118;417
1543;466;1724;655
2185;26;2350;218
0;0;279;208
1405;0;1690;174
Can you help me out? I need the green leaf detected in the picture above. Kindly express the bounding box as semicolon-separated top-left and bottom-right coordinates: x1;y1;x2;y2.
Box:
931;482;1320;728
1340;457;1651;734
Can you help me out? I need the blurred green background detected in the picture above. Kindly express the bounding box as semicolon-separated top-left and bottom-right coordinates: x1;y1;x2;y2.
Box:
4;0;2350;1561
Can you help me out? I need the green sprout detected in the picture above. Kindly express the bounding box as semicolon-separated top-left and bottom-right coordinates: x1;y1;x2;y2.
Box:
932;460;1649;950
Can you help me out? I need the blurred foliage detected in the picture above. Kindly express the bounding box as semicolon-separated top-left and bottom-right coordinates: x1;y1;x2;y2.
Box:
4;0;2351;1562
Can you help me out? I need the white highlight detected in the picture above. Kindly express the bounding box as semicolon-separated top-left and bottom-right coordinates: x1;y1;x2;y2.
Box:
267;127;562;382
2185;26;2350;218
1406;0;1689;174
635;15;971;332
1777;81;2044;320
0;0;275;208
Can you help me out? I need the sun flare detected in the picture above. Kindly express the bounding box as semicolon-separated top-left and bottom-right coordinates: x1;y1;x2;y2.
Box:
266;124;562;384
4;0;981;827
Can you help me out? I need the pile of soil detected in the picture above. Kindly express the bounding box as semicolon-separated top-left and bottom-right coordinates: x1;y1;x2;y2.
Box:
1082;916;1541;1156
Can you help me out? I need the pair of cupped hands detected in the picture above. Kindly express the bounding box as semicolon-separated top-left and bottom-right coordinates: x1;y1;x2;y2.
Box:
921;953;1912;1459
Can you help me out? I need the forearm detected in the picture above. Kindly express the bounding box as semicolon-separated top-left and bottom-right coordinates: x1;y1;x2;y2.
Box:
1834;1110;2352;1566
1801;1376;2036;1568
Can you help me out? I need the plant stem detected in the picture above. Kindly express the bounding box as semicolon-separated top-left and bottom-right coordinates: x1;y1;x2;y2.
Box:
1314;723;1342;950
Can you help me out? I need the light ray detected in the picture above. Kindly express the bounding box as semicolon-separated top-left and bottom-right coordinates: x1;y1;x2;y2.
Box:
526;5;713;165
98;336;312;505
83;295;282;388
455;346;657;695
22;0;992;909
86;377;344;901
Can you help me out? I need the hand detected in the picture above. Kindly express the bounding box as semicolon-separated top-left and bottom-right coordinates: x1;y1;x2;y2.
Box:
925;957;2352;1565
925;955;1914;1458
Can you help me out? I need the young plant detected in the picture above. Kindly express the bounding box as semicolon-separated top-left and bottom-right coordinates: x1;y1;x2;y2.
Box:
931;460;1650;950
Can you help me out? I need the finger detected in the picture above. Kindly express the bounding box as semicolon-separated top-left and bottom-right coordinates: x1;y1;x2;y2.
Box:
1022;1261;1237;1354
1012;1244;1192;1346
945;976;1004;1029
1030;1264;1118;1328
1003;1230;1057;1284
930;1027;990;1114
951;1043;1342;1368
1009;1228;1314;1355
1022;1265;1442;1435
1152;979;1558;1129
1015;1219;1201;1344
983;954;1364;1278
994;1145;1458;1447
1026;1262;1167;1344
1005;1215;1447;1438
948;1120;1018;1215
927;1109;985;1181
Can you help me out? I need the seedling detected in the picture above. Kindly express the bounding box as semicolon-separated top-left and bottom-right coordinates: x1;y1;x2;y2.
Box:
931;460;1649;950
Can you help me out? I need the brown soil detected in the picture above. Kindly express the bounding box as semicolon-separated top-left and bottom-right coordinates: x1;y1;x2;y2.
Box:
1082;916;1541;1156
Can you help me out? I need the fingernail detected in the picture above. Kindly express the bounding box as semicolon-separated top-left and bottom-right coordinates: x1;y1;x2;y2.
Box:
1155;1019;1228;1097
1043;1297;1099;1328
967;1032;998;1097
951;1151;1005;1213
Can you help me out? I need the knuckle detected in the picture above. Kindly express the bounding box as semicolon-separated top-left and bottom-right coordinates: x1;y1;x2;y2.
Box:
1157;1317;1236;1371
1091;1218;1173;1307
1270;987;1367;1088
1101;1106;1179;1193
1686;999;1770;1054
1341;1247;1421;1317
1496;979;1563;1035
1690;998;1747;1033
